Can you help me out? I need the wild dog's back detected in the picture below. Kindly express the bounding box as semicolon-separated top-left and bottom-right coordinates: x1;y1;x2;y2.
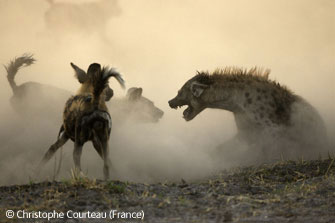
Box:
63;63;125;140
63;63;107;139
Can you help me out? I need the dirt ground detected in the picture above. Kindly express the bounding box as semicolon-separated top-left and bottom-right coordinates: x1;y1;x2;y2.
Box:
0;158;335;223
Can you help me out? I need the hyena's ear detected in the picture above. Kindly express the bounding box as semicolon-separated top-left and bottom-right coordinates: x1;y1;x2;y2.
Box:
127;87;143;101
70;62;87;83
191;81;209;97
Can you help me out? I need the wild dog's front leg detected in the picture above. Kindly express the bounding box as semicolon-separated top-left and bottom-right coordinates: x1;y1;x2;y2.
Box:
73;142;83;175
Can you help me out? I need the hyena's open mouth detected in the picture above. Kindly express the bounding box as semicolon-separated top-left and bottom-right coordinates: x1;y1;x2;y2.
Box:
169;99;195;121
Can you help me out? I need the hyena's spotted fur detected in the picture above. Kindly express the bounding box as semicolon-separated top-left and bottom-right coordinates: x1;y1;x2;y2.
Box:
40;62;125;180
169;67;329;160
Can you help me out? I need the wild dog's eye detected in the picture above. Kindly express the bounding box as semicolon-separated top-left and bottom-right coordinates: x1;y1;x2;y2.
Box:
84;96;92;103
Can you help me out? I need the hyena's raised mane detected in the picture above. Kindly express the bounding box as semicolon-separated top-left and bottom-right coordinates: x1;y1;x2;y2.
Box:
39;62;125;180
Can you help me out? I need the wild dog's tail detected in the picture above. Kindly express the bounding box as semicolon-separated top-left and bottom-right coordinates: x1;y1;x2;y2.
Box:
104;66;126;90
4;54;35;94
90;63;125;108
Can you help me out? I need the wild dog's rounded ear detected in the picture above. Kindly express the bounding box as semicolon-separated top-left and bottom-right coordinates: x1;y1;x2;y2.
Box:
191;81;209;97
70;62;87;83
127;87;142;101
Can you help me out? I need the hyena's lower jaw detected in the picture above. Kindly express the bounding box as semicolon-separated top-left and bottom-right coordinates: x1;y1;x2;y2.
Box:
183;105;197;121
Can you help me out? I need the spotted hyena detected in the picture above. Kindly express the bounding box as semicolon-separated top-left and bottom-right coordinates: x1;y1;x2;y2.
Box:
169;67;329;161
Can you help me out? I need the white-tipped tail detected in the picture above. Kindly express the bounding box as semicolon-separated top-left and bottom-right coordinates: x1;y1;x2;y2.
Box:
102;66;126;89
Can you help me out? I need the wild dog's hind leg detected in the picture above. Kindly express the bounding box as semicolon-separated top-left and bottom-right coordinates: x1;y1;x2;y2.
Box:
92;122;111;180
92;139;103;159
92;136;110;180
73;121;85;175
39;130;69;167
73;142;83;175
101;139;111;180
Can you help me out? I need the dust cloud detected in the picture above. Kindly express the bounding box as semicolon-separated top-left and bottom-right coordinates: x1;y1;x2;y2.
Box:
0;0;334;185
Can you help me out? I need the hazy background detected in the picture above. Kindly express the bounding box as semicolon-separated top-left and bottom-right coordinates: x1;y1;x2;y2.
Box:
0;0;334;185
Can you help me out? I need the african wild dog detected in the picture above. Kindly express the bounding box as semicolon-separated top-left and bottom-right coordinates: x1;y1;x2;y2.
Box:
169;67;329;160
39;62;125;180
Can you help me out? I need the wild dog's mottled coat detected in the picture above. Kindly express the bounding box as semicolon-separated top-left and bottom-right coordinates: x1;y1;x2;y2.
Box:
40;63;125;180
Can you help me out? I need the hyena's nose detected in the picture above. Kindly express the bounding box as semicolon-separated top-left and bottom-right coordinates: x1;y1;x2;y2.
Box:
168;99;177;109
